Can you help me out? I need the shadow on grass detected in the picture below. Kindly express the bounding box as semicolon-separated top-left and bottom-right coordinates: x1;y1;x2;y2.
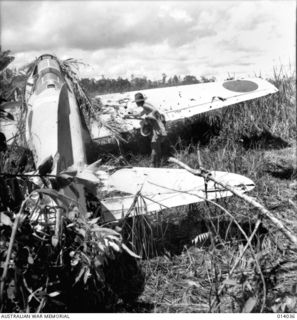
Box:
122;202;269;259
241;130;290;150
266;167;296;179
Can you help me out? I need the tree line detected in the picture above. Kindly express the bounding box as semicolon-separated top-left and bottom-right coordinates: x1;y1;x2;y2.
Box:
0;49;216;99
80;74;216;97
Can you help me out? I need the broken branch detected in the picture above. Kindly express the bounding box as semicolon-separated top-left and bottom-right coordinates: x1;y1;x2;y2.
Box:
168;157;297;246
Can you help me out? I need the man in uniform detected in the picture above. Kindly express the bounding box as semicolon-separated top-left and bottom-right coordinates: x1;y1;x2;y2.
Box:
133;92;167;167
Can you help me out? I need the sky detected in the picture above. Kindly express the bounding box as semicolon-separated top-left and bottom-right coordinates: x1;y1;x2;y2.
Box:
1;0;296;81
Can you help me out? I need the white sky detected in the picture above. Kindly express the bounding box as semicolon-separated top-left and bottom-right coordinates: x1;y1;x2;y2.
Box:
1;0;296;80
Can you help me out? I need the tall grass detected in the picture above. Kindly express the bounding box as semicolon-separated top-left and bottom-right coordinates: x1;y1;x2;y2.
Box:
135;69;297;313
125;67;295;163
193;79;295;152
1;61;295;312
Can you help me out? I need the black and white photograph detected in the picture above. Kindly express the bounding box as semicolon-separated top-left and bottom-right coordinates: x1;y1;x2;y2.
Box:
0;0;296;315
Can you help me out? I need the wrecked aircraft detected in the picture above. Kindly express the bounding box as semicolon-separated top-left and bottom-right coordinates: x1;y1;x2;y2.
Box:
91;77;278;144
0;54;266;221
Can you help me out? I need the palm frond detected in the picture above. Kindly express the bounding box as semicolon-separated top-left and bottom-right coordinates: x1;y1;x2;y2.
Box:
0;108;14;121
18;58;38;77
2;54;125;143
58;57;125;142
0;50;14;73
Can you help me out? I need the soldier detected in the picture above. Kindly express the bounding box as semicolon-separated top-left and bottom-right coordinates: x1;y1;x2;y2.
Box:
133;92;167;167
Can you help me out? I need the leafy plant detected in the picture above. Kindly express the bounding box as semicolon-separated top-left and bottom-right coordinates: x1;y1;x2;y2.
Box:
0;181;145;312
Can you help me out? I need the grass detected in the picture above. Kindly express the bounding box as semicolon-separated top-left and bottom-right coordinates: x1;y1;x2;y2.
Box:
1;62;296;312
132;151;297;312
119;69;297;313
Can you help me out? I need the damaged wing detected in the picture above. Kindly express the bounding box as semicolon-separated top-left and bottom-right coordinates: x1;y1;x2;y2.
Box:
91;78;278;140
97;167;255;221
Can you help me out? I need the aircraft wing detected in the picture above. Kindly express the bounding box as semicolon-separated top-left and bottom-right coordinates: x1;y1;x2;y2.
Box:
91;78;278;139
98;167;255;221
